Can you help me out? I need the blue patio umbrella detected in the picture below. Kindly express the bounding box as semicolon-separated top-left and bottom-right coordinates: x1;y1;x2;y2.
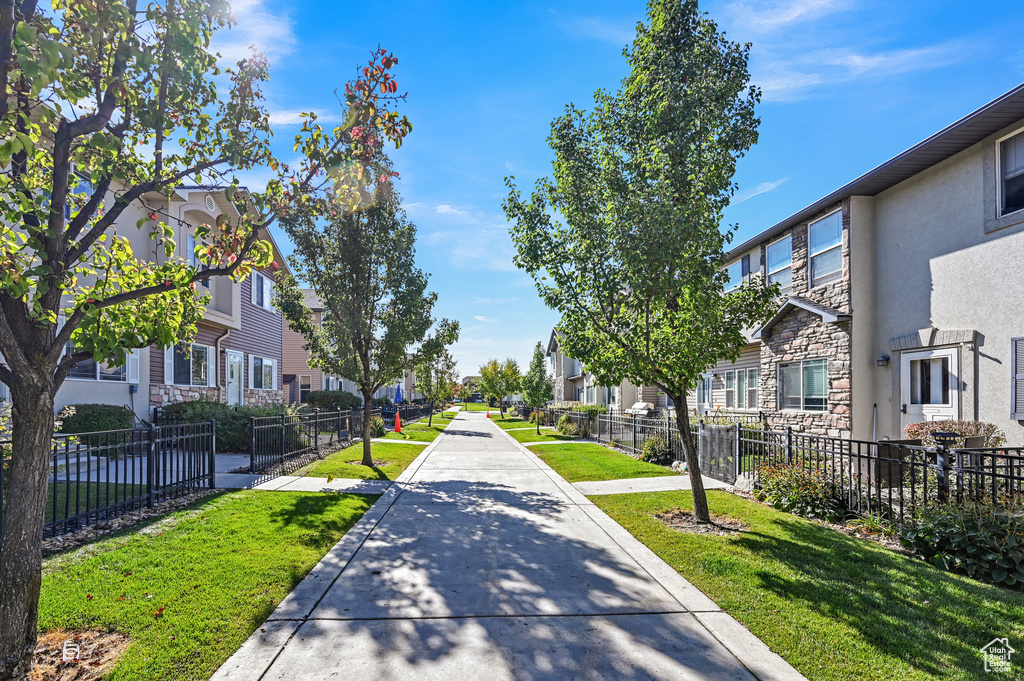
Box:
394;382;403;404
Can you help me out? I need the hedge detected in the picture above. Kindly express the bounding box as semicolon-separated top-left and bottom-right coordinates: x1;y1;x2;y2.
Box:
58;404;135;434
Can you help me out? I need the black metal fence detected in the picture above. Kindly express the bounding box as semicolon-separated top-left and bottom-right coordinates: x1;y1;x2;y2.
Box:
0;421;215;546
249;409;370;473
380;403;433;427
583;411;1024;526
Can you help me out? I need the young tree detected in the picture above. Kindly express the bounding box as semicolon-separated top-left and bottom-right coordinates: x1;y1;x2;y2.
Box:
477;358;519;417
276;163;451;467
414;347;459;427
504;0;776;522
520;342;554;435
0;2;411;674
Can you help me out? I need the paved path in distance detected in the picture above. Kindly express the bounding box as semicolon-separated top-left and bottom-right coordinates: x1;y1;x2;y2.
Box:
213;411;804;680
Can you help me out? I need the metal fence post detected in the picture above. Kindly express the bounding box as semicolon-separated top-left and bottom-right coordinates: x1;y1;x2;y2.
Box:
734;422;741;482
936;444;949;502
314;408;320;452
146;425;156;508
279;412;287;466
785;426;793;465
249;416;256;474
209;418;217;488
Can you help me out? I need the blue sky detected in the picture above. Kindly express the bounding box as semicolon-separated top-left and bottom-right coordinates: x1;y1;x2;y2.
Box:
219;0;1024;378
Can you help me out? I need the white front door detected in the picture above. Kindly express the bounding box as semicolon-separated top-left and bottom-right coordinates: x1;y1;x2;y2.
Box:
226;351;244;406
900;348;959;431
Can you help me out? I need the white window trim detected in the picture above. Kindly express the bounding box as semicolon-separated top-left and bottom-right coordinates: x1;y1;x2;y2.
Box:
808;210;843;289
248;354;278;391
747;368;759;411
777;358;829;412
996;128;1024;219
766;235;793;293
164;343;213;387
63;344;137;384
251;271;276;312
724;370;736;408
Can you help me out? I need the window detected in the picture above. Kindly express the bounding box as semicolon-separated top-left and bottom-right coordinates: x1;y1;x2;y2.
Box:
1000;130;1024;216
725;370;736;408
169;343;209;387
251;355;276;390
299;375;311;403
747;368;758;410
697;376;712;410
778;359;827;411
586;386;595;403
64;171;95;221
64;342;136;382
724;260;743;292
766;236;792;294
575;386;583;401
251;271;275;311
808;211;842;287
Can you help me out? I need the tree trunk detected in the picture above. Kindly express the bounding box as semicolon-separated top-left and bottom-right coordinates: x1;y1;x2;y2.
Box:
0;381;56;680
670;391;711;523
360;389;373;467
427;401;433;428
535;404;540;435
499;397;505;418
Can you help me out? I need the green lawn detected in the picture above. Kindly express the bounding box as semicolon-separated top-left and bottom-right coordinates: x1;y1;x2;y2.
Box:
529;443;675;482
383;419;449;442
505;428;578;444
460;401;503;412
296;441;425;480
594;490;1024;680
39;490;377;681
490;417;538;430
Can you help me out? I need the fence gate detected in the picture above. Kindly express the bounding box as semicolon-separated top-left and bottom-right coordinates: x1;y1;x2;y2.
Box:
698;423;737;484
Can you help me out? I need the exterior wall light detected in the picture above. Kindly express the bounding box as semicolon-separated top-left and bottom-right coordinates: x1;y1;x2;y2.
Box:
876;355;890;367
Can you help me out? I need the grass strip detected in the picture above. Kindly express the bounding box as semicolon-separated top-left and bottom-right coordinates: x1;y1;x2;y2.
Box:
529;442;675;483
506;428;578;444
39;490;377;681
297;441;425;480
593;490;1024;681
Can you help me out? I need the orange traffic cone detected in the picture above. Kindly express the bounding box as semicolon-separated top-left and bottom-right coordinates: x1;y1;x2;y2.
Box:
395;412;402;434
486;410;490;419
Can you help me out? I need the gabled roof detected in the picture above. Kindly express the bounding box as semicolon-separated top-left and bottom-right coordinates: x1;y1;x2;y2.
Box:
753;296;851;339
729;82;1024;259
546;328;560;356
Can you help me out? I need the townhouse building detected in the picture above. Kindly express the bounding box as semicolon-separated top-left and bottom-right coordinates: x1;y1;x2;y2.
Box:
53;185;288;419
546;330;639;410
702;82;1024;444
281;289;357;404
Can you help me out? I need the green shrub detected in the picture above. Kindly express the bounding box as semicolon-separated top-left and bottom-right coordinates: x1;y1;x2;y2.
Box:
557;413;579;437
369;415;386;438
159;398;288;453
304;390;361;411
58;403;134;434
903;420;1006;447
754;463;843;522
901;501;1024;589
640;436;673;465
371;397;392;407
529;410;547;426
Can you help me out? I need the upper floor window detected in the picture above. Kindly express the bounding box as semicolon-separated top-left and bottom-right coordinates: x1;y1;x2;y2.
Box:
1000;130;1024;217
808;211;842;288
724;260;743;292
187;234;210;288
251;271;275;311
766;236;792;295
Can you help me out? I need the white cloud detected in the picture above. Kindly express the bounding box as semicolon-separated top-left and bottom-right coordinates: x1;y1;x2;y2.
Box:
504;161;516;172
550;10;634;45
723;0;851;35
474;315;497;323
267;109;342;126
734;178;786;204
211;0;296;65
435;204;468;216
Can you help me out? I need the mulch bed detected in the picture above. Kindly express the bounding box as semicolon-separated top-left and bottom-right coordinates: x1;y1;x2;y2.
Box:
30;630;131;681
656;508;749;536
346;459;390;467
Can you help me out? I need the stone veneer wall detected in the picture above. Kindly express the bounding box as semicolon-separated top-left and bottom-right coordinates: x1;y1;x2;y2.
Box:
150;384;219;408
245;388;284;407
758;200;854;437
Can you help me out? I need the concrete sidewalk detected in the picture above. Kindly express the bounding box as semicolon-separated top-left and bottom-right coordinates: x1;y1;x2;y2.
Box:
212;410;804;681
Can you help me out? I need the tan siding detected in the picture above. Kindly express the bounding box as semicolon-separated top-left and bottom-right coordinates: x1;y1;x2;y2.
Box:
708;345;761;411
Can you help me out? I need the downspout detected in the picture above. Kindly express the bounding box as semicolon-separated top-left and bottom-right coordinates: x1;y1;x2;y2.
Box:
216;328;231;402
